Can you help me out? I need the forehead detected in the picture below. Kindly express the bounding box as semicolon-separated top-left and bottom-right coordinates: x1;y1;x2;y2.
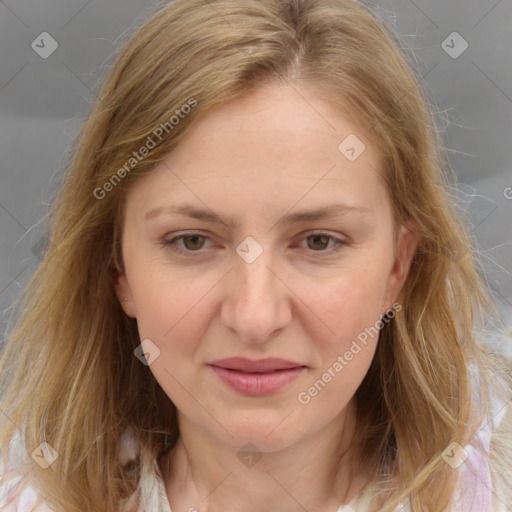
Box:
124;82;389;223
175;82;378;165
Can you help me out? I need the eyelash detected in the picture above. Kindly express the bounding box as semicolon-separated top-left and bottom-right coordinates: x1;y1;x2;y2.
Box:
161;231;349;258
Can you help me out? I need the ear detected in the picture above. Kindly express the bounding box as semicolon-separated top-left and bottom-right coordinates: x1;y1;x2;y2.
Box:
114;272;137;318
382;223;418;313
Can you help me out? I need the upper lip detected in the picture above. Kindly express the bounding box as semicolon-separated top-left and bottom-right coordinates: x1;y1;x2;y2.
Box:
209;357;306;373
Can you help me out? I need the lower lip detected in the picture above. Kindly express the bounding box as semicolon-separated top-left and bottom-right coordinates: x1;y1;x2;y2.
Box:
209;365;306;396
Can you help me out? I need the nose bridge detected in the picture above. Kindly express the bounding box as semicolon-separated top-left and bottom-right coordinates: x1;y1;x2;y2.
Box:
221;240;291;343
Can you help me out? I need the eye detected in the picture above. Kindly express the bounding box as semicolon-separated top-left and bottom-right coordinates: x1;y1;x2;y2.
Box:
162;233;211;255
161;231;349;257
299;231;348;256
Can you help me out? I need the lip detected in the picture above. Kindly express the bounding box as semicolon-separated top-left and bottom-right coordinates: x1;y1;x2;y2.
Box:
208;358;307;396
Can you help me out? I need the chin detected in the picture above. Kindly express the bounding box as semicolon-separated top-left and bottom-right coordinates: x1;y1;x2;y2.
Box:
221;420;303;452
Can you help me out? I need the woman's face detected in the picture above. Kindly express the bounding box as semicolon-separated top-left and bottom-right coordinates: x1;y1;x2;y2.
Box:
115;82;417;452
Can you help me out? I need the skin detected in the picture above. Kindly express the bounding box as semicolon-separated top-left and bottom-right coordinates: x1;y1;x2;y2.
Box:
115;81;418;512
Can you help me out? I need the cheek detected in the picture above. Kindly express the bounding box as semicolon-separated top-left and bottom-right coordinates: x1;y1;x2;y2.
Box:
132;283;211;408
133;276;209;347
296;340;377;427
303;266;389;349
295;277;384;417
125;240;211;336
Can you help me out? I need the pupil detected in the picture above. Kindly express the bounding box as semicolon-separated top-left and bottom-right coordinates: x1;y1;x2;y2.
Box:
310;235;327;250
185;235;202;250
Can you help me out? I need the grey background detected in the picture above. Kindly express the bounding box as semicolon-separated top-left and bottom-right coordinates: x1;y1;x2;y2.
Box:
0;0;511;354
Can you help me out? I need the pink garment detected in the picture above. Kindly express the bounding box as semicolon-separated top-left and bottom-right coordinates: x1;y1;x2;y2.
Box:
454;421;494;512
451;363;509;512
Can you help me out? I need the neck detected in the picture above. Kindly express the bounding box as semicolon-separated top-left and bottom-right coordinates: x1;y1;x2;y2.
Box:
159;398;369;512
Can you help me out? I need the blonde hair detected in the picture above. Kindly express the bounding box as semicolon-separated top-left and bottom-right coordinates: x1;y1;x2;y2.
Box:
1;0;510;511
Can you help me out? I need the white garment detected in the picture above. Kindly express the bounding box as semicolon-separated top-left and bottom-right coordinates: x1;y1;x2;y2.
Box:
1;375;508;512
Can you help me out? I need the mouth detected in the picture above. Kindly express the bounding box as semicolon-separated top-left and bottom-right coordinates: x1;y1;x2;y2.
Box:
208;357;306;373
207;358;307;396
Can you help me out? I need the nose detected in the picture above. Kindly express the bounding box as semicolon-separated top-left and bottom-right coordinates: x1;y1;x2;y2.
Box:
220;248;292;344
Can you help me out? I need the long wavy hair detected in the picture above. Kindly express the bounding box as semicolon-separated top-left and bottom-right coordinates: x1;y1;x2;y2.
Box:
1;0;510;511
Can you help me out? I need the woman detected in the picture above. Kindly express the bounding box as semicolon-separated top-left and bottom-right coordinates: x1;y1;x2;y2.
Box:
1;0;511;511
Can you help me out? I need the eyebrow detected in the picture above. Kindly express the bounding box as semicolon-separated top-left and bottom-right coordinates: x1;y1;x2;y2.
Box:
144;202;371;231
